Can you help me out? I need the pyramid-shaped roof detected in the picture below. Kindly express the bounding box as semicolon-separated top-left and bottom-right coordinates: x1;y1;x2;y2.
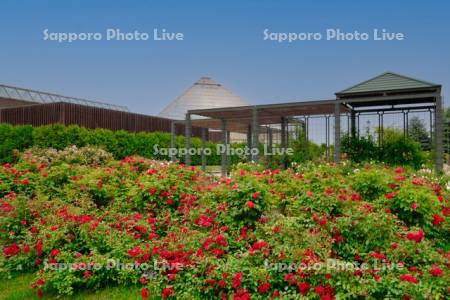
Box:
336;72;440;96
159;77;249;120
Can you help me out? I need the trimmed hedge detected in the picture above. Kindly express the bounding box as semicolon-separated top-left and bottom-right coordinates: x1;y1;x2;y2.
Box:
0;123;244;165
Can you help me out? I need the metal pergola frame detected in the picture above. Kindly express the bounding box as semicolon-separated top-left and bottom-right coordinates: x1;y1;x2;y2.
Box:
177;87;442;176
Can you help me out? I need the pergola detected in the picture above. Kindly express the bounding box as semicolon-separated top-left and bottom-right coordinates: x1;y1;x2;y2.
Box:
175;72;443;175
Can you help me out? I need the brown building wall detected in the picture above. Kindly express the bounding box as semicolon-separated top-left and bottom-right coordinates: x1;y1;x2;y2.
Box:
0;102;222;141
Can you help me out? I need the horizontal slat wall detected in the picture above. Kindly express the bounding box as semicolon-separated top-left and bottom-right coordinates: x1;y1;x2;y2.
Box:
0;102;221;141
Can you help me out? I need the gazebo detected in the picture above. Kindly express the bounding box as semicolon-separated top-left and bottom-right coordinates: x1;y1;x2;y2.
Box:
175;72;443;175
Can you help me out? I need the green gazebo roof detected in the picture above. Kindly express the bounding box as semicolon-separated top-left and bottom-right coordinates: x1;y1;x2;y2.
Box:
336;72;441;96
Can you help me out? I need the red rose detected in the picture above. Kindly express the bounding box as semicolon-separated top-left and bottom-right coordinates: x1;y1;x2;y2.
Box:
22;178;30;185
35;239;43;256
139;277;148;284
3;243;21;257
252;192;260;199
141;287;149;299
406;229;424;243
430;265;443;277
258;282;270;294
432;214;444;226
246;201;255;209
128;246;142;257
399;274;418;284
232;272;243;288
162;287;174;299
315;285;325;295
22;243;31;253
298;282;311;295
395;167;404;174
50;249;60;257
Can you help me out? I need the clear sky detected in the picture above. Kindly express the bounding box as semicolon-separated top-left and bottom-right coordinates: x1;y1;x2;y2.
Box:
1;0;449;115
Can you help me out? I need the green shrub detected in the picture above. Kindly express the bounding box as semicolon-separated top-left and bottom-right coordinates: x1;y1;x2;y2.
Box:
0;124;33;163
341;133;378;163
342;129;426;169
380;129;425;169
351;167;391;201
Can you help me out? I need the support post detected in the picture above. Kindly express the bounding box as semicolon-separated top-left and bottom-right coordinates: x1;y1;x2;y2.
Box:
185;113;191;166
325;115;330;161
356;113;360;137
334;102;341;163
170;121;176;162
246;125;252;162
305;116;309;141
267;126;273;164
403;110;407;137
405;111;409;136
429;109;433;144
435;96;443;173
251;107;259;163
281;117;287;169
378;112;382;147
201;128;207;171
221;119;228;177
380;112;384;146
350;110;356;138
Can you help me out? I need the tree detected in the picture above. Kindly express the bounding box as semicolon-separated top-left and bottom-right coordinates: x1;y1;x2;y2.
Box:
408;116;431;151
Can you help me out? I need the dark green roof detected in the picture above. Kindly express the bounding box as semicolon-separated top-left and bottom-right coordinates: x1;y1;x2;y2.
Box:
336;72;440;95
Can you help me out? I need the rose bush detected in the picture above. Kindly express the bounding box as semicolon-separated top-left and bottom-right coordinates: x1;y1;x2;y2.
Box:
0;146;449;299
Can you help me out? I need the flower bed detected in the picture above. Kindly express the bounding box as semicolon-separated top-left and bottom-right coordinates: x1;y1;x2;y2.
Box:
1;147;449;299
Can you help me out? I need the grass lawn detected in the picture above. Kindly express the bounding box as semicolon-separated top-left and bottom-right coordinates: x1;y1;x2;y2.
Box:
0;274;153;300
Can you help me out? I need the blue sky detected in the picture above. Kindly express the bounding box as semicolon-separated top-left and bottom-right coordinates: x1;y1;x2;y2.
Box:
1;0;449;115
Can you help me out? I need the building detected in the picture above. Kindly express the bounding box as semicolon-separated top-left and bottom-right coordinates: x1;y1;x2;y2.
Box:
0;83;218;139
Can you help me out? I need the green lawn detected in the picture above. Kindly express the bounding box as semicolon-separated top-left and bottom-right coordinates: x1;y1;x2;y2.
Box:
0;274;153;300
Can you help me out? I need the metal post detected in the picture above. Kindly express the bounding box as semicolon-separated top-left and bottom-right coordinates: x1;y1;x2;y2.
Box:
380;112;384;146
305;116;309;141
356;113;360;138
435;96;443;173
429;109;433;144
281;117;287;169
252;107;259;163
334;102;341;163
325;115;330;161
221;119;228;177
286;119;290;146
403;110;407;137
170;121;176;162
185;113;191;166
201;128;207;171
350;110;356;138
246;125;252;162
267;126;273;164
405;111;409;136
226;130;230;170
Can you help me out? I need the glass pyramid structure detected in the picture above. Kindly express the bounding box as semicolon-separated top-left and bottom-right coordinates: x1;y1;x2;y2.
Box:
158;77;248;120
